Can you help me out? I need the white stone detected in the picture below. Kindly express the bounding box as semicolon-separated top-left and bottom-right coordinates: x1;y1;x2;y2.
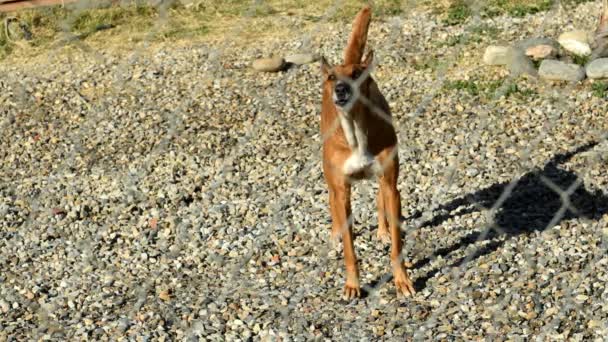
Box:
558;30;592;56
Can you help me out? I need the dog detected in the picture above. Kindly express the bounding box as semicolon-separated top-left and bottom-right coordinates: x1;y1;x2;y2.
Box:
319;6;415;298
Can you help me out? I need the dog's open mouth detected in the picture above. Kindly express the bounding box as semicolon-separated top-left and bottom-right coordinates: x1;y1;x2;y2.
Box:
334;98;350;107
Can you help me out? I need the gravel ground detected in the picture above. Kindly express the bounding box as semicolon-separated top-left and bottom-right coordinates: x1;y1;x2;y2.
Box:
1;1;608;340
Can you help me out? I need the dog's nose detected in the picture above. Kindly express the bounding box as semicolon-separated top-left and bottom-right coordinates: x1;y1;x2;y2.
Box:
335;81;351;99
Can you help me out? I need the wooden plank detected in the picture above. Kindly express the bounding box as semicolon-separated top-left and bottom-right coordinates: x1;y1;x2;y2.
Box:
0;0;77;12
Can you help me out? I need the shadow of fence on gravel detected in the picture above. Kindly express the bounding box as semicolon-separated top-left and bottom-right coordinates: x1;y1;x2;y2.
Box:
406;141;608;291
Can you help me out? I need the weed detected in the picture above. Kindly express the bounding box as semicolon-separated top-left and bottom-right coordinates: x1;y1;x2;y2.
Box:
482;0;552;18
412;55;440;71
444;80;480;96
469;23;500;39
572;54;590;66
444;1;471;26
502;83;536;98
445;78;536;100
591;82;608;98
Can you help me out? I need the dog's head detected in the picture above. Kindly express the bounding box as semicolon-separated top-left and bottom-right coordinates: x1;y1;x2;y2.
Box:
321;50;374;112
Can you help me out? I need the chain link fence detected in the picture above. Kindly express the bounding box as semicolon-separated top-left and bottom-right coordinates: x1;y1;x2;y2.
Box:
1;0;607;340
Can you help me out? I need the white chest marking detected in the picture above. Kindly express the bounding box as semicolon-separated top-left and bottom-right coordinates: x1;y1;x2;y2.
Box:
337;110;382;177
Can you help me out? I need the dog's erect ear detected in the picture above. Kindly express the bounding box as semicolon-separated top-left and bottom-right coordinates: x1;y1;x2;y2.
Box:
362;49;374;69
320;56;332;75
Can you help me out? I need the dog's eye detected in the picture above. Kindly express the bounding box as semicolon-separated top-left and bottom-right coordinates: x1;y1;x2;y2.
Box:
328;74;336;81
352;70;361;79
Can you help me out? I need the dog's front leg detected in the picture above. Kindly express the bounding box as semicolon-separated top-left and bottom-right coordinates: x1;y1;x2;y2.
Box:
381;163;416;297
329;183;360;299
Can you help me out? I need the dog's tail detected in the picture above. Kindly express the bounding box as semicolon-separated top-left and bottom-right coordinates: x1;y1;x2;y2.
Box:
344;6;371;65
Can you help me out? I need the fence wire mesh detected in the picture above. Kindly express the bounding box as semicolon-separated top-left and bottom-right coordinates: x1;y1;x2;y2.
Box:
1;0;608;340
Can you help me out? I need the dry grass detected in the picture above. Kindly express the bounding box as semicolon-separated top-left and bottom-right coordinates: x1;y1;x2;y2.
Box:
0;0;598;61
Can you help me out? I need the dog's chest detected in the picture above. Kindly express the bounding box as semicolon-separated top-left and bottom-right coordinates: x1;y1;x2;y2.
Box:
339;114;383;178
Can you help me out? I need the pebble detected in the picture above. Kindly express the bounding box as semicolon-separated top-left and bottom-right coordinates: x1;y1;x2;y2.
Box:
585;58;608;79
252;57;286;72
558;30;592;56
538;60;586;81
0;301;8;313
0;4;607;341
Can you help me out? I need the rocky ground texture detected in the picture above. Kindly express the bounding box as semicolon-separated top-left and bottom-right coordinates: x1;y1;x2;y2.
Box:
1;1;608;341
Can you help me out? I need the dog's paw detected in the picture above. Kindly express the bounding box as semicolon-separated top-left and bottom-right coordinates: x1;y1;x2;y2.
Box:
393;266;416;297
343;283;361;299
342;272;361;300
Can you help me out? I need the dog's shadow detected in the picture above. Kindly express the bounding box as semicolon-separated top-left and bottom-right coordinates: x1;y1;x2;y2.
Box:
366;141;608;294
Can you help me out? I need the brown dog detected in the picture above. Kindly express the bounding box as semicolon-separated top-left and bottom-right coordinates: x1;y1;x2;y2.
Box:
320;6;415;298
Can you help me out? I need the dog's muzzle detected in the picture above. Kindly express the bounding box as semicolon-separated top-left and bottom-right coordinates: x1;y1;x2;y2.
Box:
333;81;352;107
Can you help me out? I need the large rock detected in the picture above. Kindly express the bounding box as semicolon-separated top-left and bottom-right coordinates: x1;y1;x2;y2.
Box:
514;37;559;51
507;48;538;78
586;58;608;79
512;38;559;60
558;30;592;56
525;45;557;60
539;60;586;81
592;31;608;59
483;46;511;65
252;57;286;72
285;53;319;65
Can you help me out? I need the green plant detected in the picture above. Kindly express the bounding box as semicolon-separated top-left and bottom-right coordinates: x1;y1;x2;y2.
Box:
591;82;608;98
412;55;440;71
482;0;552;18
572;54;590;66
444;80;480;96
444;1;471;26
502;83;536;98
508;1;551;17
469;23;500;39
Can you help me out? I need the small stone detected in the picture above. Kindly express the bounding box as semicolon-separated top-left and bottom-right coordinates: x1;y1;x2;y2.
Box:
588;320;601;329
558;30;592;56
525;45;556;60
285;53;319;65
539;60;586;82
252;57;285;72
117;318;130;333
159;290;171;301
585;58;608;79
483;46;510;65
0;300;9;313
518;310;537;320
545;307;558;316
